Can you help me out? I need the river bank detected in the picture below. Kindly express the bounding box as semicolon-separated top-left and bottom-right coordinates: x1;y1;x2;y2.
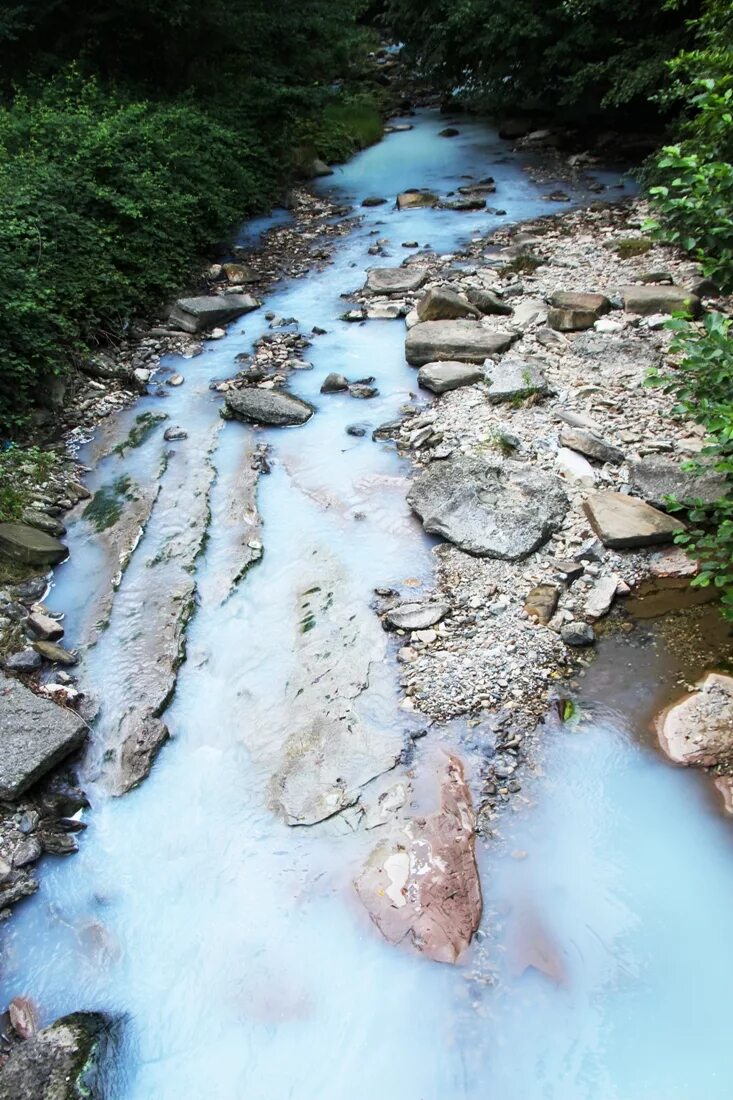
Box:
1;105;732;1097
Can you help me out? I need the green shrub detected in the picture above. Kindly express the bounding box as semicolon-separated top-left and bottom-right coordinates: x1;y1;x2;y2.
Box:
646;3;733;288
316;94;385;162
645;81;733;290
0;71;281;432
647;311;733;616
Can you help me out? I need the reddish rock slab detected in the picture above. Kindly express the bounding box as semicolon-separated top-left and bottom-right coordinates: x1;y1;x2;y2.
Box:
354;755;482;964
715;776;733;815
655;673;733;767
648;546;699;579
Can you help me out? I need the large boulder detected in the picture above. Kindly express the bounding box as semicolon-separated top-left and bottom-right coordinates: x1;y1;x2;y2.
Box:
355;756;482;964
0;1012;110;1100
583;491;685;548
407;456;568;560
0;674;87;799
621;285;702;317
417;361;484;394
416;287;480;322
548;291;611;332
224;388;314;427
656;673;733;767
310;158;333;178
405;320;515;366
365;267;428;295
0;524;66;567
629;456;726;508
168;293;259;334
485;356;549;403
396;190;438;210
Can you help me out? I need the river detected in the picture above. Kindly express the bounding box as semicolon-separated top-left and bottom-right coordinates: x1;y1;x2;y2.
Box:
2;109;732;1100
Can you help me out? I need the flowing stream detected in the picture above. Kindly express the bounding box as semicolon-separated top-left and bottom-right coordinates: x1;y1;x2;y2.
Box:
2;111;733;1099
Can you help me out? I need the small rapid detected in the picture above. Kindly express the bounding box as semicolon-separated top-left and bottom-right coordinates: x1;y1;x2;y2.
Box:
2;110;731;1100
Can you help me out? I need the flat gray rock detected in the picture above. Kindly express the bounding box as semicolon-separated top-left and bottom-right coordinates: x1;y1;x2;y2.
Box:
584;575;618;621
0;674;87;799
547;292;610;333
485;357;549;403
224;388;314;426
559;425;624;464
405;320;515;366
561;621;596;646
169;293;258;334
510;298;546;328
365;267;428;295
408;456;568;560
630;456;726;508
416;287;480;322
0;1012;109;1100
622;285;702;317
550;291;611;315
384;601;449;631
584;491;685;548
466;287;512;316
417;361;484;394
113;714;170;796
272;716;403;825
0;523;66;567
4;649;42;673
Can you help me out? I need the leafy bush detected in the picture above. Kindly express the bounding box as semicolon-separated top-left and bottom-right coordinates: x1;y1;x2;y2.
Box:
313;94;385;162
645;82;733;290
0;73;279;431
647;311;733;616
646;2;733;288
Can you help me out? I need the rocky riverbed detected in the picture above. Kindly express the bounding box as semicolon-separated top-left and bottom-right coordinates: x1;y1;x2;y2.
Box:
2;98;733;1096
338;195;732;824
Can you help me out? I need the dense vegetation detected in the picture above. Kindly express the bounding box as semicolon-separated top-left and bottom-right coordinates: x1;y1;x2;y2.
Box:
386;0;702;124
0;0;381;433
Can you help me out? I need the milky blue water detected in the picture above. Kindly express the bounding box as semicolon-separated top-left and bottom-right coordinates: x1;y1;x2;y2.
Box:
3;111;729;1100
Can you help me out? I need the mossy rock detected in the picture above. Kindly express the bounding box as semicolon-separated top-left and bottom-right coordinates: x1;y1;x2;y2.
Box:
613;237;653;258
0;1012;113;1100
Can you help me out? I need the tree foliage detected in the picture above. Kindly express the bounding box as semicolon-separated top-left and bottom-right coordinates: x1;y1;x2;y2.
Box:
0;0;379;433
385;0;700;121
647;0;733;289
647;313;733;618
